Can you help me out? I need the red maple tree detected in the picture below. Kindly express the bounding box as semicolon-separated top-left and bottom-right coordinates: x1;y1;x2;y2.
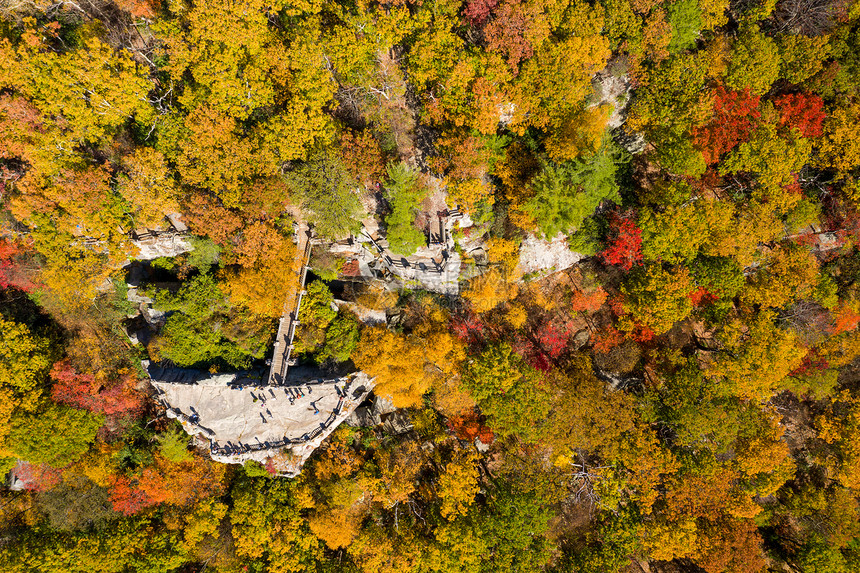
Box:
631;323;655;343
689;287;717;307
693;87;761;165
50;360;145;419
789;349;830;377
592;325;623;353
451;312;486;346
571;287;607;313
782;174;804;198
264;457;279;476
109;475;155;515
463;0;500;26
15;462;63;492
533;322;569;359
135;456;226;506
0;238;38;292
829;304;860;335
601;212;643;271
447;410;494;444
774;92;826;138
529;352;553;372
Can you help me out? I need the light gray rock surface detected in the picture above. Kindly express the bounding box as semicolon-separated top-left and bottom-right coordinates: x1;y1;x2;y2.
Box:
147;362;374;476
518;233;583;276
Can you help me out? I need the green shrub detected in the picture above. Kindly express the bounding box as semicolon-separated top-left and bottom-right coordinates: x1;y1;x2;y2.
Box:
158;426;192;463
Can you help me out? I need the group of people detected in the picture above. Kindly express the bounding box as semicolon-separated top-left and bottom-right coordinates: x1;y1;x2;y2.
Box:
200;378;359;458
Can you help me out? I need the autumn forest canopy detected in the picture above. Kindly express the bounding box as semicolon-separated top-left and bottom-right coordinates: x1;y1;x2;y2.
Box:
3;0;860;571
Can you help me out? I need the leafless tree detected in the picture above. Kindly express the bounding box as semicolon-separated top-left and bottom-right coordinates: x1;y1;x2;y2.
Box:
779;299;831;345
771;0;850;36
0;0;160;71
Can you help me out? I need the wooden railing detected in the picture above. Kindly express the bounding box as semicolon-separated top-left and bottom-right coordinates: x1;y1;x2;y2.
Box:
267;226;313;385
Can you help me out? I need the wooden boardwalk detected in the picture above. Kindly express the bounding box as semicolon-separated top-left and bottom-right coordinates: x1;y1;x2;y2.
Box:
268;224;313;385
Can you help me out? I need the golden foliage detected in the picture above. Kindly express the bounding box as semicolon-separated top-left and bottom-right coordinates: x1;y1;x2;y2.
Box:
182;498;228;552
815;394;860;489
699;0;730;30
221;225;299;318
508;7;611;132
353;327;432;408
175;106;267;208
371;440;423;507
485;237;522;277
817;101;860;175
734;414;794;496
117;148;180;230
68;442;122;488
708;311;805;399
818;330;860;369
619;265;695;335
505;303;529;328
307;507;364;549
608;423;680;512
642;519;699;561
741;244;819;309
353;308;465;410
464;268;520;314
437;448;481;518
703;200;782;266
545;104;612;162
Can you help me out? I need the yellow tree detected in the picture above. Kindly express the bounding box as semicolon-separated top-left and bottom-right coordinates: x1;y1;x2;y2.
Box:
301;428;375;549
741;244;819;309
619;264;695;335
640;197;735;264
734;412;795;497
777;33;831;85
816;393;860;490
116;148;181;230
67;442;123;488
720;123;812;213
545;104;612;162
818;330;860;371
463;268;520;314
351;307;467;410
180;498;231;566
36;246;122;318
155;0;280;119
723;25;781;95
253;17;337;165
817;101;860;176
707;311;805;400
306;506;366;550
0;318;51;450
463;237;524;313
699;0;730;30
230;478;322;572
694;518;768;573
0;32;153;145
369;440;423;508
509;17;611;133
220;229;299;319
412;310;470;417
544;357;638;463
641;519;700;562
352;326;437;408
175;106;266;208
437;448;481;519
590;421;679;514
703;200;783;266
347;520;424;573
